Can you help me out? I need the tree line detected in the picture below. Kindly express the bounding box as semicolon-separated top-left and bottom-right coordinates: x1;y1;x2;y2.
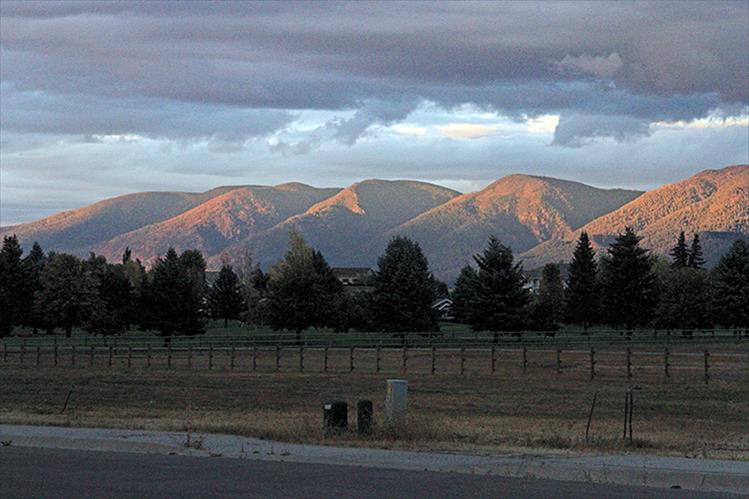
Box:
0;227;747;338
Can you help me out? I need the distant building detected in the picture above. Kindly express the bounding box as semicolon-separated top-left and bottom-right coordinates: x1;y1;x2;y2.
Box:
523;264;569;294
432;297;453;320
331;267;374;286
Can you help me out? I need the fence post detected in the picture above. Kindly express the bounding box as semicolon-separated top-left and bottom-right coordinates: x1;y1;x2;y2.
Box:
252;342;257;372
299;346;304;373
209;346;214;370
589;348;596;380
324;345;329;373
36;345;41;366
147;345;152;369
108;346;113;368
20;341;25;365
432;346;437;375
54;344;58;366
491;345;496;374
275;345;280;372
375;344;381;373
187;346;192;369
664;347;670;378
522;346;528;372
626;348;632;379
72;345;76;367
402;345;408;374
3;341;7;362
703;350;710;385
349;346;354;373
460;346;465;375
230;346;236;371
89;345;94;367
127;346;132;368
167;344;172;370
556;348;561;375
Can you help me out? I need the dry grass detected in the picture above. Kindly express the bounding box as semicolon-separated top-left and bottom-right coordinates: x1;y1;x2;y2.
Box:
1;350;747;460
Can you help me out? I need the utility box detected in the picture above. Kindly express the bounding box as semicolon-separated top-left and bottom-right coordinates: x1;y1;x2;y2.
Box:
357;400;373;435
385;379;408;427
323;400;348;434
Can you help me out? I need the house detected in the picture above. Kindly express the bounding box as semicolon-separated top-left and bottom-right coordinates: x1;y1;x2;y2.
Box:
523;264;569;294
331;267;374;286
432;297;453;320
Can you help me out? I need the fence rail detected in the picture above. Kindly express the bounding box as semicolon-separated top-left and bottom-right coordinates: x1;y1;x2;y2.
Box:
2;342;747;384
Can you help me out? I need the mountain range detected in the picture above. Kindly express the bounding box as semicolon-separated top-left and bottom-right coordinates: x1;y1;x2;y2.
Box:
2;165;747;283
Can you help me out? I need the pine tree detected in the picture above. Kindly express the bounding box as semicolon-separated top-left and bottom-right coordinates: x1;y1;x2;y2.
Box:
22;242;46;333
600;227;659;329
35;253;95;337
669;231;689;268
530;263;564;331
370;236;437;332
451;265;478;325
208;265;245;327
0;235;25;336
655;267;713;330
564;232;599;329
687;233;705;269
467;236;529;332
82;254;132;335
711;240;749;328
266;232;344;340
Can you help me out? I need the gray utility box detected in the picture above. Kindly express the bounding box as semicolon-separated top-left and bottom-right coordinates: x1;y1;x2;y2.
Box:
323;400;348;434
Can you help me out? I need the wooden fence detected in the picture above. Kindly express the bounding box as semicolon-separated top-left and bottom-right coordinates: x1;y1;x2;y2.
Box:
2;342;747;384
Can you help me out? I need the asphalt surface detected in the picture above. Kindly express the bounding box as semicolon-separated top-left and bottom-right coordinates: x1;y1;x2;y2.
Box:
0;446;741;499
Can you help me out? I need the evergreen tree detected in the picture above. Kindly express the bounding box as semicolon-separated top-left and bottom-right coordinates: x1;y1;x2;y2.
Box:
451;265;479;325
0;235;25;336
35;253;95;337
22;242;47;333
600;227;659;329
669;231;689;268
82;254;132;335
687;233;705;269
266;232;344;339
564;232;599;329
655;267;713;330
370;236;437;332
466;236;529;332
208;264;245;327
143;248;207;338
121;255;147;330
711;240;749;328
530;263;564;331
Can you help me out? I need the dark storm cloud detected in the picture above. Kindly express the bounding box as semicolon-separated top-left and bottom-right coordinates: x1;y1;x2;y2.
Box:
0;1;747;145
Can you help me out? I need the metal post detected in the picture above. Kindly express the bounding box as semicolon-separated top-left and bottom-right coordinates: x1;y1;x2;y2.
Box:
704;350;710;385
626;348;632;379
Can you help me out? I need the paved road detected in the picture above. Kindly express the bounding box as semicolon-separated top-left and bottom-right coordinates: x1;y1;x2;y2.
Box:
0;446;740;499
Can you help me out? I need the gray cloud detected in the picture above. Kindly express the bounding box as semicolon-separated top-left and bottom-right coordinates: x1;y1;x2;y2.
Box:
1;1;747;145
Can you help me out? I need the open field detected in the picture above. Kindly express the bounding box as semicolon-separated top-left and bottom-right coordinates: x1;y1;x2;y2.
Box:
2;344;747;460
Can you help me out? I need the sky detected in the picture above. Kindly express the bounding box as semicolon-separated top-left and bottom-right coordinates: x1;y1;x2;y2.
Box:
1;1;748;225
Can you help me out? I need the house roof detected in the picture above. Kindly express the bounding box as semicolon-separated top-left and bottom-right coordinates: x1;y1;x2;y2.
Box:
331;267;373;277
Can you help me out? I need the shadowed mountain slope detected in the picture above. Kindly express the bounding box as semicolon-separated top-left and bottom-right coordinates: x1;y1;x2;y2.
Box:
215;179;460;269
520;165;749;269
